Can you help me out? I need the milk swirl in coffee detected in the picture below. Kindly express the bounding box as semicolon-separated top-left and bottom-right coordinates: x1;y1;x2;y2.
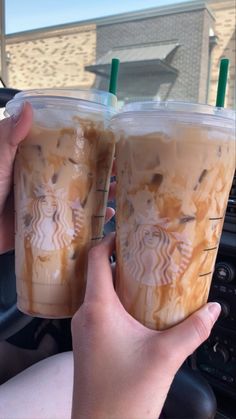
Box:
6;89;116;318
113;102;235;330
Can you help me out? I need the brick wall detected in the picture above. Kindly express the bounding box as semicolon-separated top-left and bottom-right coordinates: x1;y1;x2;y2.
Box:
208;0;235;108
95;8;214;102
198;9;215;103
6;24;96;89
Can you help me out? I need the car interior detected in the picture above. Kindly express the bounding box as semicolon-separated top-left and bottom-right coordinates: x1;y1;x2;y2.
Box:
0;87;235;419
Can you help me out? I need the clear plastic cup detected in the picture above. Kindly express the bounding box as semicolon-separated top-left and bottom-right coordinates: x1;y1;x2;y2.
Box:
5;88;117;318
112;101;235;330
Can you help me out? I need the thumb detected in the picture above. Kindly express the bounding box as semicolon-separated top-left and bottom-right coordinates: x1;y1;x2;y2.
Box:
0;101;33;148
161;303;221;369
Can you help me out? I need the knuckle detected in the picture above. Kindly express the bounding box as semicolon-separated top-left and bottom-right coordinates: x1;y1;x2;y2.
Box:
78;302;102;327
71;302;99;336
71;309;81;336
71;306;83;328
82;302;98;321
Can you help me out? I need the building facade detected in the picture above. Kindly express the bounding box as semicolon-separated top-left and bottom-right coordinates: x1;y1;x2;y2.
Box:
208;0;235;108
90;2;214;104
3;0;236;108
6;24;96;90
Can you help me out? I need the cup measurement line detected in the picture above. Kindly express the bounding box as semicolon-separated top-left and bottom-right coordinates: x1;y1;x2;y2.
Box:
96;189;108;193
203;246;218;251
199;271;212;277
91;236;104;240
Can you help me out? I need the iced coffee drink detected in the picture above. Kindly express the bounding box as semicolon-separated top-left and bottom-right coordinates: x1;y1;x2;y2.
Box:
5;89;116;318
112;102;235;330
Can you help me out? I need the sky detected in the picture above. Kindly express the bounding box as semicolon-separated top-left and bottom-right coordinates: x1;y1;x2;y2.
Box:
5;0;193;34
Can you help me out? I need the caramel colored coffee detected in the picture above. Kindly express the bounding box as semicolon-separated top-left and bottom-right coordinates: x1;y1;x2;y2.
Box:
6;89;116;318
113;102;235;330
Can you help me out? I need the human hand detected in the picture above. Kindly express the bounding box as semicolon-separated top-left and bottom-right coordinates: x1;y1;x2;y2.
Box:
0;102;33;254
71;233;221;419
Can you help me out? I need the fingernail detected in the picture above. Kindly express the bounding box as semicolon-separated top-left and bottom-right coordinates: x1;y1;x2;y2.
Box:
207;302;221;322
108;207;115;217
12;102;25;125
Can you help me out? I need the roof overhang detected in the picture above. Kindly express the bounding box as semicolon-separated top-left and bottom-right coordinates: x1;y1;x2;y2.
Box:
86;59;178;77
86;43;179;77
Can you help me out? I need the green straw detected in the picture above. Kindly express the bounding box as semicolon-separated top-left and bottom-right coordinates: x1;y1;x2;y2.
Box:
109;58;120;96
216;58;229;107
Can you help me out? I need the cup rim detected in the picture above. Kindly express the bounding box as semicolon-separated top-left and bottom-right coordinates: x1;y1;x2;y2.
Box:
5;88;117;113
113;100;235;121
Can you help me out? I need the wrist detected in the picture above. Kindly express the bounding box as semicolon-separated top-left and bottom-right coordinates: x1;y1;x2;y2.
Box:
71;389;161;419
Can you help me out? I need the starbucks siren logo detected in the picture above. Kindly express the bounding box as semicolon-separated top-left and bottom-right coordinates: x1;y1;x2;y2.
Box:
120;208;192;286
22;180;84;251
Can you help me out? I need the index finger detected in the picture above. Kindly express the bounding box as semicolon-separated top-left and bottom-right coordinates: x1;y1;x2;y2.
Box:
85;233;116;304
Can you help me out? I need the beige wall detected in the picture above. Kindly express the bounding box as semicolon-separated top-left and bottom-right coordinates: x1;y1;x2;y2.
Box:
6;24;96;89
208;0;235;108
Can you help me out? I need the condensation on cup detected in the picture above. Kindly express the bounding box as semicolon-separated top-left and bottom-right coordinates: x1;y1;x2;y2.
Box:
112;101;235;330
5;89;117;318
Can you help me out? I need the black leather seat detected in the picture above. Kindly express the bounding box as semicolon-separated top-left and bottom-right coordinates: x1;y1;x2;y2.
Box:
162;363;216;418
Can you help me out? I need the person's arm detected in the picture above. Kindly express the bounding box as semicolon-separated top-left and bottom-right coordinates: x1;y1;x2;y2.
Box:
0;102;33;254
71;233;221;419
